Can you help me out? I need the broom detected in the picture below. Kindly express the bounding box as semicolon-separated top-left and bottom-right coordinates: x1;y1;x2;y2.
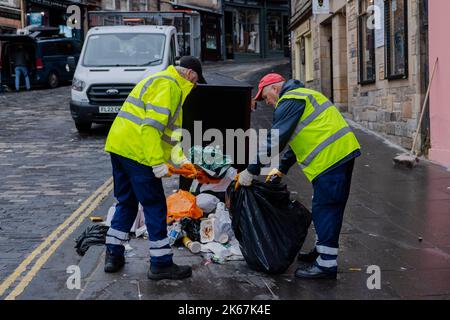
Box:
393;58;438;168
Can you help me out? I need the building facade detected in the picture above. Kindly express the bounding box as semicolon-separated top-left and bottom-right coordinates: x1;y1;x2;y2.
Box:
290;0;429;153
171;0;223;61
20;0;101;39
0;0;21;34
428;0;450;167
97;1;221;61
101;0;165;11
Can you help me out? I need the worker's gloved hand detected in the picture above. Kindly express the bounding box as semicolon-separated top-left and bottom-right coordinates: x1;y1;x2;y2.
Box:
234;169;254;190
152;163;172;178
265;168;284;184
179;158;197;179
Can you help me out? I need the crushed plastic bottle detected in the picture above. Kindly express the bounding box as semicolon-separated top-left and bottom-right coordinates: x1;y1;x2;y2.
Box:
167;221;182;246
214;202;234;242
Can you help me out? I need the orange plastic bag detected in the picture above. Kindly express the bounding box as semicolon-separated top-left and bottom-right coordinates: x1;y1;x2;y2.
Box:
166;190;203;223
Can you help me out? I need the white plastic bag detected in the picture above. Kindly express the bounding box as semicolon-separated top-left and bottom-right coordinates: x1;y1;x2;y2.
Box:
196;193;220;214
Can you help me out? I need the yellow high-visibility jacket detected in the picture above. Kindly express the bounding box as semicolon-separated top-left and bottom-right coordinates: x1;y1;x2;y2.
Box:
105;65;194;166
277;87;361;181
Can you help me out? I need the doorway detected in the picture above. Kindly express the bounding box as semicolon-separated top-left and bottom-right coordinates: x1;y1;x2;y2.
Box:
225;11;234;59
201;14;221;61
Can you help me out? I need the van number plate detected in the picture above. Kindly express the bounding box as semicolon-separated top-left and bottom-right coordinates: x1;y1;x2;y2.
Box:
99;106;121;113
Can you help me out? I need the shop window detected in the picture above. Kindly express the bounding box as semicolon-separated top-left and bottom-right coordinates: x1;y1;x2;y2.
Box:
267;12;283;51
385;0;408;79
358;0;376;84
232;8;260;54
206;33;218;50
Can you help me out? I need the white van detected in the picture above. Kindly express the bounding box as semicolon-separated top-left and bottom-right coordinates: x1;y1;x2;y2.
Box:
69;25;179;132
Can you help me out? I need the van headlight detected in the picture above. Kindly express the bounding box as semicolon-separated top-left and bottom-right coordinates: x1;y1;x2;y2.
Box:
72;77;85;92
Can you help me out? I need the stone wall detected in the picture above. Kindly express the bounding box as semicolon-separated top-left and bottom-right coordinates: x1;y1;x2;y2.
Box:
346;0;425;150
290;0;426;151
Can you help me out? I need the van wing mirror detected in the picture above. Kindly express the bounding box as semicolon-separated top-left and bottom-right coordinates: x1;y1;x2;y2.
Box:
175;56;181;65
67;56;76;70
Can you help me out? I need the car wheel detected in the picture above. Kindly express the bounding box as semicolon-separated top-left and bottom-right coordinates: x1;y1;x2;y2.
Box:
75;121;91;133
47;72;59;88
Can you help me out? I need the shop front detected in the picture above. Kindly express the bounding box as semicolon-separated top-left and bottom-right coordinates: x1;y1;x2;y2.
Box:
223;0;288;59
172;3;222;61
25;0;88;40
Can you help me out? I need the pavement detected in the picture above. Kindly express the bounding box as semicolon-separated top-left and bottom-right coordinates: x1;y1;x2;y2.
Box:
1;58;449;300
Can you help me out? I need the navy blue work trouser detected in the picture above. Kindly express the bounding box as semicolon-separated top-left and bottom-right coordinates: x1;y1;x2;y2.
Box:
311;159;355;273
105;153;172;267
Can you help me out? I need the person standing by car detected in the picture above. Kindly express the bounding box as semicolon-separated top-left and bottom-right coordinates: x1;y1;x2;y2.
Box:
13;44;31;91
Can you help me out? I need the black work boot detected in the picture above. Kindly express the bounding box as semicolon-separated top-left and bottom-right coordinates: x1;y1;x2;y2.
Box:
147;263;192;281
295;264;337;280
297;248;319;263
104;251;125;273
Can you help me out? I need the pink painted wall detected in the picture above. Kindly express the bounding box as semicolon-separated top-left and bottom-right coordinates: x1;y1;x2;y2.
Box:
429;0;450;167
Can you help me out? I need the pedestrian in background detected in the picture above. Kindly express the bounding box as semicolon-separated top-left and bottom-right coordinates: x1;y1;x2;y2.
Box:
13;44;31;91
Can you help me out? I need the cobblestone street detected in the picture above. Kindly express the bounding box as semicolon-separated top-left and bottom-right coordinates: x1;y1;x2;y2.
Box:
0;86;112;282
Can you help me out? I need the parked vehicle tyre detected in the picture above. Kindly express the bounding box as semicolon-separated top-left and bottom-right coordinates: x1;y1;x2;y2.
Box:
75;121;91;133
47;72;59;88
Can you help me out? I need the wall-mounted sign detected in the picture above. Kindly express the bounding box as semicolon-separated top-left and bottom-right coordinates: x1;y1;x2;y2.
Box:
29;12;43;25
313;0;330;15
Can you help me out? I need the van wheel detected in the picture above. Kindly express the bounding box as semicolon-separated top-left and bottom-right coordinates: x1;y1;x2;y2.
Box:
47;72;59;88
75;121;91;133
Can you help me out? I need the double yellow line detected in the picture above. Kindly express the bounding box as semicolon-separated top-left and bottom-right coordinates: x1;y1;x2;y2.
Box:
0;177;114;300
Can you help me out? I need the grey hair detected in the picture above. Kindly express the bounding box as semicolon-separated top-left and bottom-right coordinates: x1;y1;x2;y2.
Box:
175;66;189;78
263;81;286;94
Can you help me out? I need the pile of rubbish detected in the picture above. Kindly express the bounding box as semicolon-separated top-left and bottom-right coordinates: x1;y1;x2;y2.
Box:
166;192;244;264
77;145;311;273
99;145;243;263
101;191;243;264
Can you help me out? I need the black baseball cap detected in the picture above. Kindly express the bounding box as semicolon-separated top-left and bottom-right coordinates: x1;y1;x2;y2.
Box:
179;56;206;84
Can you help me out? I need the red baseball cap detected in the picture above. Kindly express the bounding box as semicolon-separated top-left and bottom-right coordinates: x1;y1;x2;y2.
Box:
254;73;286;101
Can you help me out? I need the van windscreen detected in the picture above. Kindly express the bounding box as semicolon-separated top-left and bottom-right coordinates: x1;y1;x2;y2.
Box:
83;33;165;67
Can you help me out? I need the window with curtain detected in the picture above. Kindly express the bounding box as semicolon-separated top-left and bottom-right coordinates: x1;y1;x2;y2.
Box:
385;0;408;79
358;0;376;84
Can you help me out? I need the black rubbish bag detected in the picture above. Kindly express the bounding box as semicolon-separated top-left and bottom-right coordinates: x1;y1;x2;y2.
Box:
75;224;109;256
226;181;312;274
180;217;201;242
